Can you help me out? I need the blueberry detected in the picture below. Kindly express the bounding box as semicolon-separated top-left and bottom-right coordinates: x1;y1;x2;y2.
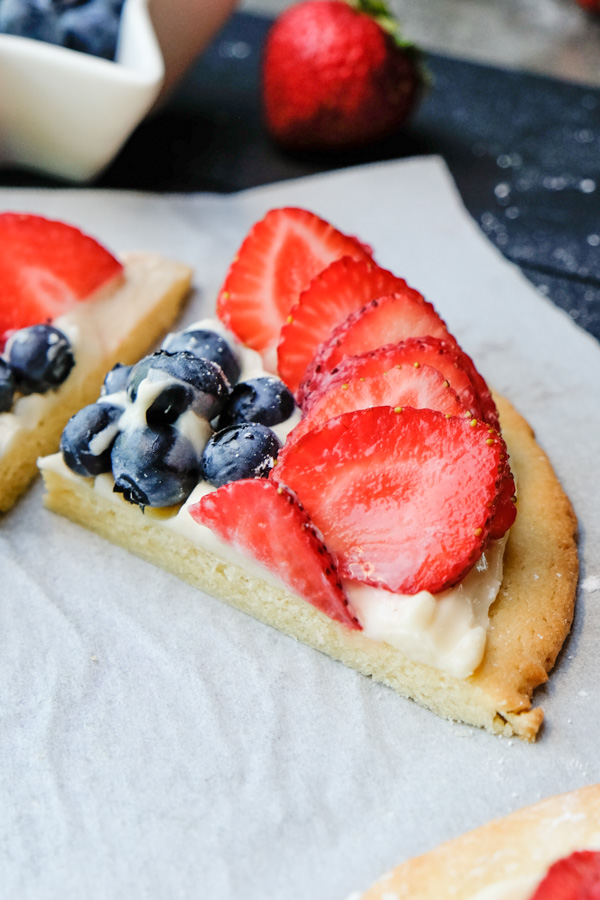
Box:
100;362;132;397
111;425;200;508
0;0;61;43
127;350;230;422
6;324;75;395
60;401;122;477
145;383;195;428
162;329;241;386
55;0;122;60
0;358;15;412
201;423;281;488
218;377;295;429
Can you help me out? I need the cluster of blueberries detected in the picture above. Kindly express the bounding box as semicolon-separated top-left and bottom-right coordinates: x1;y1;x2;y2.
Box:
0;0;125;61
60;327;297;509
0;323;75;412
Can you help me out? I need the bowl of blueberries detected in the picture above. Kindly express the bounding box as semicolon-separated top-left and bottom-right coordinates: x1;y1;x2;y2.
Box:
0;0;164;181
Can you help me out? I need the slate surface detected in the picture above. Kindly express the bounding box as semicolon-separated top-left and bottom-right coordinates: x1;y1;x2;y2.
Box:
0;11;598;339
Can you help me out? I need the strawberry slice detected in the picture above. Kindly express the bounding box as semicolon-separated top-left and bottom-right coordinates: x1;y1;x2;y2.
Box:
489;462;517;539
273;407;506;595
0;213;124;347
302;338;484;418
300;290;455;402
277;256;409;398
283;362;470;450
530;850;600;899
216;208;370;356
188;478;360;629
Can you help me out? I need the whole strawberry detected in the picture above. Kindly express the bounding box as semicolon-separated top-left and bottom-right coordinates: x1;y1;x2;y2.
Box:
262;0;424;151
575;0;600;12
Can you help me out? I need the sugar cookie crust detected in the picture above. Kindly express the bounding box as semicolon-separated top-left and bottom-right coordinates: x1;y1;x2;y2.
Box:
39;393;578;741
359;783;600;899
0;252;192;512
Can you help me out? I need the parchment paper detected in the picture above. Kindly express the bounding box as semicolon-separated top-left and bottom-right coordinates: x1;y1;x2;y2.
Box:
1;157;599;900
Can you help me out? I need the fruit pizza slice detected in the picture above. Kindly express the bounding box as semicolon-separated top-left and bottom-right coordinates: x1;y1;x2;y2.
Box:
40;208;577;741
357;784;600;900
0;213;192;512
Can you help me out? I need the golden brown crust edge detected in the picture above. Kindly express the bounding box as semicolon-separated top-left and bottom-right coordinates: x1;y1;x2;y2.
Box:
360;783;600;899
39;394;578;741
470;394;579;739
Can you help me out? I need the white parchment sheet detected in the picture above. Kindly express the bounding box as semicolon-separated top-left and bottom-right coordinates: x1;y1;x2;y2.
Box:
1;157;599;900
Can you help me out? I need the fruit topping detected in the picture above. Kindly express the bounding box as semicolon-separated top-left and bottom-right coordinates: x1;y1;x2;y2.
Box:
489;463;517;539
189;478;360;628
201;423;281;488
112;425;201;509
126;350;231;422
0;359;16;412
216;207;370;356
299;290;454;401
530;850;600;899
273;406;506;595
5;324;74;394
100;362;132;397
162;327;241;386
0;213;123;347
283;362;470;449
217;376;296;430
302;338;484;418
277;256;410;397
262;0;424;151
60;401;123;477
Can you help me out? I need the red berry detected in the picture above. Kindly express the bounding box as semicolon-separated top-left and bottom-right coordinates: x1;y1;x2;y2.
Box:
530;850;600;899
0;213;123;348
273;406;506;595
302;337;486;418
283;362;470;450
575;0;600;12
300;290;454;400
277;256;409;399
188;478;360;628
262;0;424;150
216;207;370;356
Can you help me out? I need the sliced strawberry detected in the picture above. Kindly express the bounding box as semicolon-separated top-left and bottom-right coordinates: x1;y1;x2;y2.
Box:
273;407;506;595
300;290;455;403
216;207;370;356
283;363;470;450
489;461;517;539
302;337;485;418
188;478;360;629
530;850;600;899
0;213;123;347
277;256;409;398
456;349;500;430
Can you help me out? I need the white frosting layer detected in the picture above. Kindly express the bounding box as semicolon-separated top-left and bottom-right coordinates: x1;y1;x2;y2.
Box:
347;536;507;679
468;873;540;900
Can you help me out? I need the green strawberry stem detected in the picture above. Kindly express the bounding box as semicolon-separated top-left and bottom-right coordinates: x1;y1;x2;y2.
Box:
346;0;414;47
345;0;432;85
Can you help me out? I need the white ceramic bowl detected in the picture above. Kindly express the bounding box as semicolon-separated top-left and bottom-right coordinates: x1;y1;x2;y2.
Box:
0;0;164;182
